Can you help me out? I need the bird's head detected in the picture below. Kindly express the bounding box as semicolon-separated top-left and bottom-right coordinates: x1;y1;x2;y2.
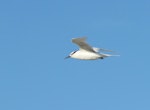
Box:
65;51;77;59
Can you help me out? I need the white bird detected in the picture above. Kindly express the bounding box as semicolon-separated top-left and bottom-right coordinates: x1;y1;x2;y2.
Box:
65;37;119;60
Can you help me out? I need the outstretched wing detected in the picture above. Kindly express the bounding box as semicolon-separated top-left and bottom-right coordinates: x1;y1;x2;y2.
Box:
72;37;95;52
93;47;115;53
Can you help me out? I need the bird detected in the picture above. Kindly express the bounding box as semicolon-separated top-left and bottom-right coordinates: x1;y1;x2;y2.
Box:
65;37;119;60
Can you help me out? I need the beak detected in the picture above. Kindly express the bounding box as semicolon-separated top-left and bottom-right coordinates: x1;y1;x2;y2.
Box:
64;56;70;59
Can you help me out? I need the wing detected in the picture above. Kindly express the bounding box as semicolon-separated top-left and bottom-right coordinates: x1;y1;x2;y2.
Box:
72;37;95;52
93;47;115;53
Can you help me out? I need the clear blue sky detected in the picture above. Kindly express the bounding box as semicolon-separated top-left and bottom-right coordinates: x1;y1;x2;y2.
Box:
0;0;150;110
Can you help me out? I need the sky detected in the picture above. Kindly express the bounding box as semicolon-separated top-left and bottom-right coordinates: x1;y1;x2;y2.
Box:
0;0;150;110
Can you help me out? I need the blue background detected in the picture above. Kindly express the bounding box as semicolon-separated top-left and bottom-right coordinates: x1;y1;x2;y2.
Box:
0;0;150;110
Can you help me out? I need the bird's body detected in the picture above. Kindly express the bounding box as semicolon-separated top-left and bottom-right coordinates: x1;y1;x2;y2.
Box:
70;50;101;60
65;37;119;60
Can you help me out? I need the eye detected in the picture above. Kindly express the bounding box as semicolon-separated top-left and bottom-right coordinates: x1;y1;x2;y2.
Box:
71;51;77;55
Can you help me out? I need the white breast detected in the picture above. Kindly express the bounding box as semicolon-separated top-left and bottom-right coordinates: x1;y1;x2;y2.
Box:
71;50;101;60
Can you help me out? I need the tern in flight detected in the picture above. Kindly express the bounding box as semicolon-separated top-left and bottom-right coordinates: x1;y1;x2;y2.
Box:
65;37;119;60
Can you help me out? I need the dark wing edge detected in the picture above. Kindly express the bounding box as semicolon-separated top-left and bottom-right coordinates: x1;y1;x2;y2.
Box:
72;37;95;52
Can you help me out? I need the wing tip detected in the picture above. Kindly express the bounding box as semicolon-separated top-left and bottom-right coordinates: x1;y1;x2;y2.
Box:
72;37;87;42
